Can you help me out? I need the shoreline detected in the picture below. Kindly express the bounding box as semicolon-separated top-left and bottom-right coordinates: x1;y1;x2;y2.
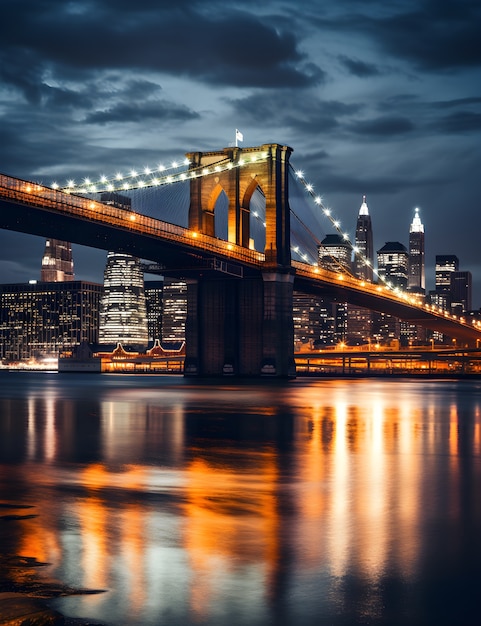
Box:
0;503;105;625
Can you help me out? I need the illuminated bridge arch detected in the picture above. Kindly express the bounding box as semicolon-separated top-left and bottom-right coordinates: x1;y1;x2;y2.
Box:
187;143;292;267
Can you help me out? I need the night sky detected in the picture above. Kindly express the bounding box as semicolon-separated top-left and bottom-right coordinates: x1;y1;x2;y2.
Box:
1;1;480;303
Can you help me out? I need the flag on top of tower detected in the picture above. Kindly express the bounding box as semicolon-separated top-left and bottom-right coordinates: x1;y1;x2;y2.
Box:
235;129;244;144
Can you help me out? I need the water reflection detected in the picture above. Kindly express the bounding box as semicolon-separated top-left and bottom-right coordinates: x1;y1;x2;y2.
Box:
1;373;481;625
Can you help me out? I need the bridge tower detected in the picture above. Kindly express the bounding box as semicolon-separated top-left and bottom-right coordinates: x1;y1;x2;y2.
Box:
184;143;296;378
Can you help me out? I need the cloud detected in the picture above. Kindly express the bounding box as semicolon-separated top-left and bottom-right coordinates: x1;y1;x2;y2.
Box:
338;55;381;77
0;2;323;90
348;116;415;137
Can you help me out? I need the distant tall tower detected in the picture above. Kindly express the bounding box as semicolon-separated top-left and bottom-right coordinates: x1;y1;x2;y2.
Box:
41;239;74;282
99;252;148;349
354;195;374;281
408;208;425;293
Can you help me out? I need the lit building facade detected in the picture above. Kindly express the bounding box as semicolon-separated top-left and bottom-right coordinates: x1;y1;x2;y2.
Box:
318;234;352;274
375;242;409;345
353;195;374;281
293;293;335;348
318;234;352;343
408;208;425;294
435;255;459;293
377;241;409;290
0;281;102;360
451;271;472;313
349;196;375;345
41;239;74;282
144;280;164;344
99;252;148;350
161;279;187;343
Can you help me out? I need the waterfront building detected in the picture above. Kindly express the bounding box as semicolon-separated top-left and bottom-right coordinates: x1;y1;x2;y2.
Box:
0;281;102;361
408;208;425;294
41;239;74;282
99;252;149;350
144;280;164;344
161;279;187;343
353;195;374;281
293;293;336;348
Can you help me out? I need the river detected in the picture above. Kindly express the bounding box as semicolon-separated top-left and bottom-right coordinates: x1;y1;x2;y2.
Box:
1;372;480;625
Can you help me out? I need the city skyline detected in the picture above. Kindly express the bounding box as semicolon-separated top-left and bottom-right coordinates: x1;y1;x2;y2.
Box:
0;1;480;302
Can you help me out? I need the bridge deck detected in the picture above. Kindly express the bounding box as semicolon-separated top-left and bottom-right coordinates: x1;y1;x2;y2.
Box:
1;172;481;344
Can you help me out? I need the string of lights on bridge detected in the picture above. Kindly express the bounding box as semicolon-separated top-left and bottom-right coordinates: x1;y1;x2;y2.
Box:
53;152;270;195
291;166;433;307
46;153;474;324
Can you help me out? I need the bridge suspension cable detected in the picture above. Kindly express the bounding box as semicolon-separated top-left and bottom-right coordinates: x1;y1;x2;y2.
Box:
54;151;270;195
290;164;425;305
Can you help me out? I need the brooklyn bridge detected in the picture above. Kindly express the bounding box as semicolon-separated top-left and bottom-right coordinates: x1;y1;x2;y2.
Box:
1;142;480;377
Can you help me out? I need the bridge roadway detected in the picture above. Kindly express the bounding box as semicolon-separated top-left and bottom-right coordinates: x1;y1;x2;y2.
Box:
1;172;481;345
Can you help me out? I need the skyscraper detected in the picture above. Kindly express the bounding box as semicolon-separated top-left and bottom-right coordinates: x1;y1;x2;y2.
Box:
99;252;148;350
0;281;102;360
318;234;352;274
451;271;472;313
349;196;374;345
435;255;459;292
377;242;409;290
376;242;409;344
41;239;74;282
144;280;164;344
353;195;374;281
161;279;187;343
408;208;425;293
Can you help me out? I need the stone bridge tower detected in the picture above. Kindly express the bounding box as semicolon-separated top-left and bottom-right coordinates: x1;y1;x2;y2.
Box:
183;143;296;378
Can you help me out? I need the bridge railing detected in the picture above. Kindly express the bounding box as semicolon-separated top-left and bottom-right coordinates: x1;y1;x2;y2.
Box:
0;173;264;267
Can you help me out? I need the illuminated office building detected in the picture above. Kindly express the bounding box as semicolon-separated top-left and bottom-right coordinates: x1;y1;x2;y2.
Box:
451;271;472;314
375;242;409;344
377;242;409;290
41;239;74;282
349;196;374;345
318;234;352;274
408;208;425;293
0;281;102;360
144;280;164;344
318;235;351;342
353;195;374;281
161;279;187;343
435;255;459;293
99;252;148;349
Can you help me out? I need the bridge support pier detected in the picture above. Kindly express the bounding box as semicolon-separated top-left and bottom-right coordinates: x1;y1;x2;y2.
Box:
184;273;295;378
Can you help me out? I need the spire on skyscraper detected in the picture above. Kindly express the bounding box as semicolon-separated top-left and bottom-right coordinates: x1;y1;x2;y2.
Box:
410;207;424;233
359;195;369;216
408;208;425;293
354;195;374;281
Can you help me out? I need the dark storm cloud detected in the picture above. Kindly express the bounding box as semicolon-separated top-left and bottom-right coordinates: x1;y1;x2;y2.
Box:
373;0;481;71
230;91;361;135
348;116;415;137
308;0;481;73
338;55;381;77
85;99;199;124
0;1;322;90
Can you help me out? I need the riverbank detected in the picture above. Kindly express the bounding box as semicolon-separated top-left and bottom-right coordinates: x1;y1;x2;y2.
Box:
0;503;105;625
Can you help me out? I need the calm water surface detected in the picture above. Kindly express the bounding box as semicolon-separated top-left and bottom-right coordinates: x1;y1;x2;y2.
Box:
1;372;481;625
